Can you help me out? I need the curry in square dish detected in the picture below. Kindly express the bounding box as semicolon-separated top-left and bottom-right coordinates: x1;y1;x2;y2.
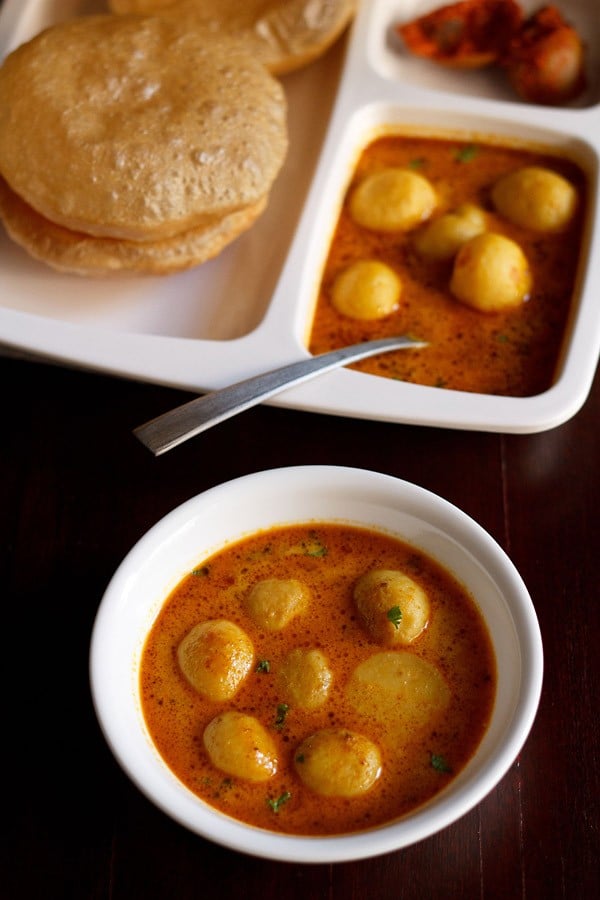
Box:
308;132;587;397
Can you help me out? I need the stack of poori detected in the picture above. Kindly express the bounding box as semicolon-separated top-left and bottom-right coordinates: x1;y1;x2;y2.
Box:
0;1;356;276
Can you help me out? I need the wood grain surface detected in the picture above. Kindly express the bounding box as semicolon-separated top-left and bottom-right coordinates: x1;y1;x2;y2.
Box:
1;351;598;900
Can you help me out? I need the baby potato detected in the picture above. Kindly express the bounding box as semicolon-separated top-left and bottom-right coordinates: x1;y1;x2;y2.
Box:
331;260;401;320
277;648;333;710
353;569;430;646
346;651;451;734
450;232;532;312
294;728;381;797
346;650;451;741
348;650;450;723
203;711;278;782
413;203;487;261
491;166;577;232
245;578;309;631
349;168;437;232
177;619;253;701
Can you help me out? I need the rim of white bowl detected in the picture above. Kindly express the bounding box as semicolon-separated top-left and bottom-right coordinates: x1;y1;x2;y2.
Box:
89;465;543;864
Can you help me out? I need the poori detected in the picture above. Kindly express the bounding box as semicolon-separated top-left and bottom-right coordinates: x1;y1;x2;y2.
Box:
0;176;267;276
107;0;357;75
0;13;288;274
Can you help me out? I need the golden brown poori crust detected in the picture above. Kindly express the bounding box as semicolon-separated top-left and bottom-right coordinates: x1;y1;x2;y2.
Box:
0;14;287;241
0;176;267;276
107;0;357;74
110;0;179;10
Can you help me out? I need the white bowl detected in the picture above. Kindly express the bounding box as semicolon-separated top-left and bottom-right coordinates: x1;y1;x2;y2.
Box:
89;465;543;863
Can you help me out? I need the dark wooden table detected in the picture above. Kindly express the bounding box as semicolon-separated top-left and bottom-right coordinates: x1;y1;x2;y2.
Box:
1;351;598;900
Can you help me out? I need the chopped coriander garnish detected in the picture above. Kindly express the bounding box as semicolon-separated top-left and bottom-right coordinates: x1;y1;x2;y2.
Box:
256;659;271;674
267;791;291;813
212;777;234;798
387;605;403;629
409;157;426;169
275;703;290;729
306;542;327;557
431;753;452;774
286;537;328;557
295;753;305;764
191;565;210;576
454;144;479;162
497;333;509;343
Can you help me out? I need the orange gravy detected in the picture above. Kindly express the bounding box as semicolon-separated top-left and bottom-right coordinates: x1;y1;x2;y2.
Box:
140;523;496;836
308;135;586;396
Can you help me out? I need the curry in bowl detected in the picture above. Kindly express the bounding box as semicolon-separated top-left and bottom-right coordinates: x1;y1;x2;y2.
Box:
308;132;587;397
90;466;542;861
141;520;496;835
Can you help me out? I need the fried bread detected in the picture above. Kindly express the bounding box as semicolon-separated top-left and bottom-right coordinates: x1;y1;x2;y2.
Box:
0;176;267;276
0;14;287;242
108;0;357;74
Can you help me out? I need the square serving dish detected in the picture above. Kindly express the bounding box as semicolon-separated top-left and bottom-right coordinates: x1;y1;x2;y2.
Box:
0;0;599;433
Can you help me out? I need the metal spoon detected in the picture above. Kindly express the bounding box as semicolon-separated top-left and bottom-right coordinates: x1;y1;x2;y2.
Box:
133;335;426;455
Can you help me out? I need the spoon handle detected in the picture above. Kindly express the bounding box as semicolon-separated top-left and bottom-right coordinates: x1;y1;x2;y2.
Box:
133;335;425;455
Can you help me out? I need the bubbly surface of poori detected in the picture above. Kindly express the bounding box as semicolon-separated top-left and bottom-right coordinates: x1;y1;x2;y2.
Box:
0;15;287;241
108;0;357;74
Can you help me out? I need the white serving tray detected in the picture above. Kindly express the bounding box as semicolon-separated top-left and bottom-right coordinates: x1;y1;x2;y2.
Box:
1;0;599;433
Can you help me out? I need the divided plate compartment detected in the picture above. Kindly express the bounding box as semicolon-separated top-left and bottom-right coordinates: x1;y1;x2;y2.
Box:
0;0;599;433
